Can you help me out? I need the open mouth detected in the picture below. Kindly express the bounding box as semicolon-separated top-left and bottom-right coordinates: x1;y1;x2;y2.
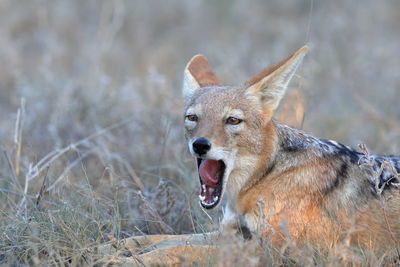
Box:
197;158;226;209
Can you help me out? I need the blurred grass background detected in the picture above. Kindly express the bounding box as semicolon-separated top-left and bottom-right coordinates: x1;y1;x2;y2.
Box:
0;0;400;265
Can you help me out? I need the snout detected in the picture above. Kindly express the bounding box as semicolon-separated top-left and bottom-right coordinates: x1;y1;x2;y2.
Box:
192;137;211;156
188;137;231;209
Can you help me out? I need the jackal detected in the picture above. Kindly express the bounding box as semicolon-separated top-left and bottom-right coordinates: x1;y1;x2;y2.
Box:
182;46;400;252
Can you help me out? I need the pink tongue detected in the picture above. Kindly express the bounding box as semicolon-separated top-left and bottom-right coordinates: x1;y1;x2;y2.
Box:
199;159;222;186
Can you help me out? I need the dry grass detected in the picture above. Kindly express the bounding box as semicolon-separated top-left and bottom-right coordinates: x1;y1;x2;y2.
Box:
1;0;400;266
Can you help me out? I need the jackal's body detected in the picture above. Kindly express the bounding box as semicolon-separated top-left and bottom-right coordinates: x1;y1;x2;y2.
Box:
182;46;400;252
236;120;400;249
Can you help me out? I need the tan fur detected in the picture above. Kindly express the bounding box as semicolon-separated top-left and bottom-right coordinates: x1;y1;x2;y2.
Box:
183;46;400;257
187;55;220;87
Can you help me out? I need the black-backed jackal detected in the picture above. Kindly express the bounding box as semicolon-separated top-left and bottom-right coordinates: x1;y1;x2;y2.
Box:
107;47;399;265
182;46;400;254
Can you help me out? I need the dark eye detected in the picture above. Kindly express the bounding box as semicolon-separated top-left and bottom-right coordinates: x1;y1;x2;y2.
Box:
226;117;242;125
186;114;198;122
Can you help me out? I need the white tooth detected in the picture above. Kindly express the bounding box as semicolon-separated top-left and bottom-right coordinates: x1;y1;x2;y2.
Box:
199;195;205;201
213;196;219;201
202;184;206;190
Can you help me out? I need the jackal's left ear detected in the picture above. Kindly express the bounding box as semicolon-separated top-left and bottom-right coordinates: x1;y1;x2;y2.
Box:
245;46;308;111
182;54;220;104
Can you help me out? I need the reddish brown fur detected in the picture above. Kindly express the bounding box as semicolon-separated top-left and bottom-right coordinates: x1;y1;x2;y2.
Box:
236;130;346;247
188;55;220;87
235;119;400;252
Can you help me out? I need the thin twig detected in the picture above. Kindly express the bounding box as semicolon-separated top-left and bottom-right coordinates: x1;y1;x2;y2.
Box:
2;147;22;190
305;0;314;43
36;165;50;206
13;98;25;177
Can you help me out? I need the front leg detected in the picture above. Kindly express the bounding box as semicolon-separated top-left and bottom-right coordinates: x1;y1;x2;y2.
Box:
97;232;220;265
221;204;252;239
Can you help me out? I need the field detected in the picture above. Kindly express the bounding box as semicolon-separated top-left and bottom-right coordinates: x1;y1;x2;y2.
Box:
1;0;400;265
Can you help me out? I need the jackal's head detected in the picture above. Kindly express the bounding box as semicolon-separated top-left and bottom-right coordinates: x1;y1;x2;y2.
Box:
182;46;308;209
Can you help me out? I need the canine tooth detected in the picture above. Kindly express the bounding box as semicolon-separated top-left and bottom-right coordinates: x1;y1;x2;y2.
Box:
213;196;219;201
202;184;206;190
199;195;205;201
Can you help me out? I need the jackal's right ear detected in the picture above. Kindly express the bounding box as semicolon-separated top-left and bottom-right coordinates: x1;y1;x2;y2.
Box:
245;46;308;111
182;55;220;104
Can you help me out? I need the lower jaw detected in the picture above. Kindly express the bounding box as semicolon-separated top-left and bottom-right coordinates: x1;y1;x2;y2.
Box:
197;159;225;209
199;182;223;209
200;199;220;209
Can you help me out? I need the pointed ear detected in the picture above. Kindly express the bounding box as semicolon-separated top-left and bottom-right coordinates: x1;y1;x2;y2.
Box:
182;54;220;104
245;46;308;111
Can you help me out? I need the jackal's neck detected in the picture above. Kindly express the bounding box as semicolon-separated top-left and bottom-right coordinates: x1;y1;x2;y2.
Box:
233;119;353;201
225;119;278;202
235;120;305;189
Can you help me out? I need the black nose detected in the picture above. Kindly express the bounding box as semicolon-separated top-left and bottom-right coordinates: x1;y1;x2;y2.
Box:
192;138;211;156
